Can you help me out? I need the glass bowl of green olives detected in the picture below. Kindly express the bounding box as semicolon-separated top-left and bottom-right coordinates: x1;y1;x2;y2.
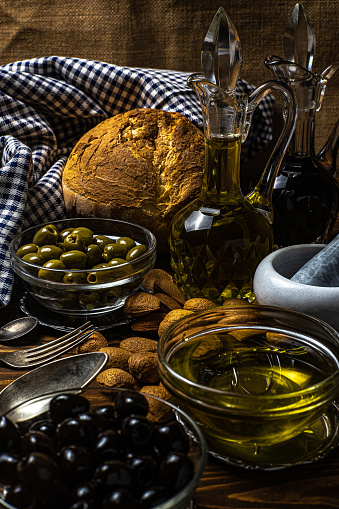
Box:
10;218;156;316
0;386;207;509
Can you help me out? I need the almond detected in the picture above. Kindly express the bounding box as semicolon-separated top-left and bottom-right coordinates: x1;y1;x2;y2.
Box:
154;293;182;312
222;298;252;307
128;352;160;384
184;297;216;311
131;312;167;332
96;368;138;389
119;337;158;353
154;279;185;305
99;347;132;370
124;292;161;316
158;309;194;337
76;331;108;354
141;269;173;293
141;385;175;421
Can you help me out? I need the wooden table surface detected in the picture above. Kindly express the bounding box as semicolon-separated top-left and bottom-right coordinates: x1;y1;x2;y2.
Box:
0;276;338;509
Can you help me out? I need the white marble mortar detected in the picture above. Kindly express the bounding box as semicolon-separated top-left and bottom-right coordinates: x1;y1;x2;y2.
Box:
253;244;339;332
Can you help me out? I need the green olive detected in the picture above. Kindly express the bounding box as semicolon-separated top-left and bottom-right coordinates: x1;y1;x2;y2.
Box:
78;291;101;310
22;252;45;266
16;243;39;258
126;244;147;261
107;258;133;278
86;244;103;268
32;225;59;246
64;233;86;252
59;227;75;242
94;235;114;251
60;250;87;269
107;257;127;267
38;245;64;262
72;227;94;247
116;236;136;251
38;259;66;282
103;243;128;262
63;272;87;284
87;268;115;284
54;291;78;308
92;263;108;269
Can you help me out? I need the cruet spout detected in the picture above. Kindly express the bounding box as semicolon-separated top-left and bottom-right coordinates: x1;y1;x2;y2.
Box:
246;81;297;223
316;119;339;176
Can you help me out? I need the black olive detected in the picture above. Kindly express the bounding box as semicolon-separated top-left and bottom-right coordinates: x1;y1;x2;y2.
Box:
70;479;98;503
56;416;95;446
92;429;123;464
49;393;90;423
21;430;56;457
78;411;111;436
158;452;195;491
114;390;149;418
92;405;119;430
94;460;134;492
128;455;158;489
17;452;59;490
58;444;92;484
103;488;137;509
0;415;22;453
121;415;154;448
138;486;169;508
29;419;56;439
70;501;95;509
155;420;190;454
3;483;36;509
0;451;20;483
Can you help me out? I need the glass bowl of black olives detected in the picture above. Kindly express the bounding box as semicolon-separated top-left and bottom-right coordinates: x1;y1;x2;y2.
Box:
0;386;207;509
10;218;156;316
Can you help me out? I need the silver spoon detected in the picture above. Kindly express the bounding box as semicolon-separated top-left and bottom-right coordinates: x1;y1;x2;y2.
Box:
0;351;108;417
0;317;38;341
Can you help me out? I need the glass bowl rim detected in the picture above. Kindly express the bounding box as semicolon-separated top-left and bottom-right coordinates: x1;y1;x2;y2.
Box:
10;218;157;289
157;304;339;409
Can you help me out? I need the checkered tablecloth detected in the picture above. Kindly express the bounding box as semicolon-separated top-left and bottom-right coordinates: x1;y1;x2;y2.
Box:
0;56;275;307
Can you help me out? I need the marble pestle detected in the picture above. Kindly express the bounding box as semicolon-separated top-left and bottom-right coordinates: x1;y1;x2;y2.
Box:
291;235;339;286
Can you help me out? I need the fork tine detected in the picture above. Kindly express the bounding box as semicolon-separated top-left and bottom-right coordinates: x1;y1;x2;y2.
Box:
23;321;93;355
25;329;95;365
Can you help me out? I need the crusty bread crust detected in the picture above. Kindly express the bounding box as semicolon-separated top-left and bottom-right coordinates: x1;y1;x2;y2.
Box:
62;108;204;252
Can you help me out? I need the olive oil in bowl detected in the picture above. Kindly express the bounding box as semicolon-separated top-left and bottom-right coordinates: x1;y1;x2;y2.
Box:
158;306;339;469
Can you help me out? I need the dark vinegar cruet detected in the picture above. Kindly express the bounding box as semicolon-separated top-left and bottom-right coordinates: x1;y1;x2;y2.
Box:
264;4;339;248
272;154;339;247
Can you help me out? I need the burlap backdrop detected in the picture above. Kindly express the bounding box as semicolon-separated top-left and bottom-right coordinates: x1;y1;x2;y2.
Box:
0;0;338;159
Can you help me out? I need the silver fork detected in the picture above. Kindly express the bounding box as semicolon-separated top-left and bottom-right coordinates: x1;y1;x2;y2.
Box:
0;321;94;369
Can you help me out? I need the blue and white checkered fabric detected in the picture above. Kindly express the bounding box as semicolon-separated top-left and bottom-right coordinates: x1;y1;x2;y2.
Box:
0;56;275;307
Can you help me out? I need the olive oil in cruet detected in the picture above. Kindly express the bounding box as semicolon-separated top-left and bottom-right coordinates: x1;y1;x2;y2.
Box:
169;8;297;303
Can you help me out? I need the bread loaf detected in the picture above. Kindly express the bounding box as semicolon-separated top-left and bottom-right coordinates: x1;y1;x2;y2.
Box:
62;108;204;252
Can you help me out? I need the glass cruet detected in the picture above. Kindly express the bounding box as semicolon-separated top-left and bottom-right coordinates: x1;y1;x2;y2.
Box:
169;8;297;304
263;3;339;248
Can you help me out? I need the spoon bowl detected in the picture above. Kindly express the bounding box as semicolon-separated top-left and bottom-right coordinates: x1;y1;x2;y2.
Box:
0;351;108;415
0;316;38;341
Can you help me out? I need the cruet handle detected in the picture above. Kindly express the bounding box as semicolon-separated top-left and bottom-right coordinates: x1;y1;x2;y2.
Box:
245;80;297;223
317;119;339;176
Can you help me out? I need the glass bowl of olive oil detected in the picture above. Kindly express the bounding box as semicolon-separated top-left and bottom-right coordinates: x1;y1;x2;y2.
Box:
157;305;339;470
